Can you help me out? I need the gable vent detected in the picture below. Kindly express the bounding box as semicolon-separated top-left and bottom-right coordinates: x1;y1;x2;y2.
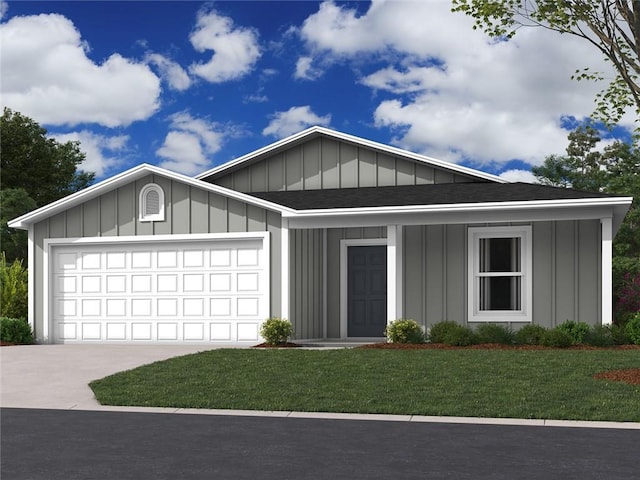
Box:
145;190;160;215
139;183;165;222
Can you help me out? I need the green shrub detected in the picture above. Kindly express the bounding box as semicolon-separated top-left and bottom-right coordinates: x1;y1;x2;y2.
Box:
428;321;460;343
610;323;631;345
0;317;33;344
0;253;28;320
625;312;640;345
541;328;573;348
475;323;514;345
385;319;424;344
514;324;547;345
260;317;293;345
557;320;591;345
428;321;477;346
583;325;615;347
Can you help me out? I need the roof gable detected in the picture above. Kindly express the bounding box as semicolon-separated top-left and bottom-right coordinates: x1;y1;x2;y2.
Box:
197;126;505;188
8;164;290;229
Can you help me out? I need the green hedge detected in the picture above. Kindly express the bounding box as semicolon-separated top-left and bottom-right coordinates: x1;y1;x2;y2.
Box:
0;317;33;344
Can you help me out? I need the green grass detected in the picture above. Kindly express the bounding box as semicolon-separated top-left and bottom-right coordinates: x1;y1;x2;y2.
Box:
90;349;640;421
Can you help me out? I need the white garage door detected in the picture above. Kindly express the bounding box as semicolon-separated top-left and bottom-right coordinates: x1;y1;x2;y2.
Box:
49;236;268;343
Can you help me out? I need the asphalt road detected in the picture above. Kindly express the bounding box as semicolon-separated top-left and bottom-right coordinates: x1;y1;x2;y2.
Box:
1;408;637;480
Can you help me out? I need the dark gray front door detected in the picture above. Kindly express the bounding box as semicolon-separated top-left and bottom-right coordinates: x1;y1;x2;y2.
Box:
347;245;387;337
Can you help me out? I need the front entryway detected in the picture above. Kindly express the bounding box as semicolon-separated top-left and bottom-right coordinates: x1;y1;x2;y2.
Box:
347;245;387;337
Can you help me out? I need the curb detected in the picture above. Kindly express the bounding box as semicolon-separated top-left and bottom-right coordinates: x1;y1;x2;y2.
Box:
44;404;640;430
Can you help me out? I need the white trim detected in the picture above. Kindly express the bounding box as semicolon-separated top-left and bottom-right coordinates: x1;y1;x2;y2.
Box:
44;231;268;246
467;226;533;323
387;225;403;322
286;204;627;230
282;196;633;218
601;217;613;325
139;183;165;222
340;238;387;339
42;232;270;344
263;232;271;326
27;226;35;339
280;219;290;321
196;126;505;183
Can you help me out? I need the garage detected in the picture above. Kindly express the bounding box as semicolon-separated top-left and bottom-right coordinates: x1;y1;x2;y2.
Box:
47;234;269;343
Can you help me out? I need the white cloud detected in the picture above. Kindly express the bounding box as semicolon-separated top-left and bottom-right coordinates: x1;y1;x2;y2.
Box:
0;1;8;20
263;106;331;139
156;112;224;175
499;169;538;183
299;0;624;167
52;131;129;178
189;9;261;83
294;56;322;80
0;13;161;127
146;53;191;91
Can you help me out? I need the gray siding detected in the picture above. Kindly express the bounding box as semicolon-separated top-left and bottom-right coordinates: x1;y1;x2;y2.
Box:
289;229;324;340
212;137;482;192
31;175;283;340
532;220;601;327
402;220;603;330
403;225;467;327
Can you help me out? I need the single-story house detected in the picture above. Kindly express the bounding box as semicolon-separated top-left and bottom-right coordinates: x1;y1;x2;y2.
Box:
8;127;633;344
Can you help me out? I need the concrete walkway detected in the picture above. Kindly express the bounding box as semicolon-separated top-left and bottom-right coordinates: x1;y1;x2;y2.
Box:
2;344;639;430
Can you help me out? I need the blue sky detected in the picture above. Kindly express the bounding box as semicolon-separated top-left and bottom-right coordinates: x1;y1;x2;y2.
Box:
1;1;633;183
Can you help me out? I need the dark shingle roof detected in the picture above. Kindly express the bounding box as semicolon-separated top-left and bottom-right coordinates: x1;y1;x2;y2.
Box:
250;183;614;210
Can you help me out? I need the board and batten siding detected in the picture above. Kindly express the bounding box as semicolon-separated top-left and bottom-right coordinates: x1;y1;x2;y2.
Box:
402;220;602;330
211;137;482;192
289;229;324;340
31;175;283;340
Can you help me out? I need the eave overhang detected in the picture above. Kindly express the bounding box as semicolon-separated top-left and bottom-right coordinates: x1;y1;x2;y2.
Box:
280;196;633;233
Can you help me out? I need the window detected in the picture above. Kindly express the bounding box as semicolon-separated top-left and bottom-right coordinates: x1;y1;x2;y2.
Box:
468;226;532;322
139;183;164;222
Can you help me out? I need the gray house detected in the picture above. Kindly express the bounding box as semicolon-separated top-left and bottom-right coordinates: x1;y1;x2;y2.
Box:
9;127;632;344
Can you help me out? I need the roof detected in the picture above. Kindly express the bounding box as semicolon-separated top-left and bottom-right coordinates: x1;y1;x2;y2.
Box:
249;182;619;210
196;126;506;184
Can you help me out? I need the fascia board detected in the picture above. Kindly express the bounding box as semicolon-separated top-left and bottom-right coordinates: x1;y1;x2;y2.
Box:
287;205;622;230
8;163;291;229
281;196;634;219
195;126;322;179
8;163;153;229
195;126;506;183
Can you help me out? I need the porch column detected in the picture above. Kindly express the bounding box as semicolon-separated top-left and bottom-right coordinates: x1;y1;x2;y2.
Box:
387;224;403;323
601;217;613;325
281;219;290;320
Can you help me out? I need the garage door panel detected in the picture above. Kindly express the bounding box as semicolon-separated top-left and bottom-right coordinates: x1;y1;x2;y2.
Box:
51;238;267;343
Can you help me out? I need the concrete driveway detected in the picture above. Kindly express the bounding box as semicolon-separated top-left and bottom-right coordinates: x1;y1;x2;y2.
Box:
0;344;222;409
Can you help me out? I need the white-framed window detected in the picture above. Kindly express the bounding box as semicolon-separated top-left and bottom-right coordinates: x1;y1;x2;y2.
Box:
139;183;165;222
468;226;532;322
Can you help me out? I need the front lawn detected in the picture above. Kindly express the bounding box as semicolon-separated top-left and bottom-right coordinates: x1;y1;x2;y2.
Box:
90;349;640;421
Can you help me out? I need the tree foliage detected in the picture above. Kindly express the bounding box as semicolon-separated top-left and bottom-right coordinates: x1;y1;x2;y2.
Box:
0;189;37;264
1;108;95;261
451;0;640;126
532;124;640;323
1;108;94;206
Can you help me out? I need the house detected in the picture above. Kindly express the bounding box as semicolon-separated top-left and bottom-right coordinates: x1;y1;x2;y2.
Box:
8;127;633;344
